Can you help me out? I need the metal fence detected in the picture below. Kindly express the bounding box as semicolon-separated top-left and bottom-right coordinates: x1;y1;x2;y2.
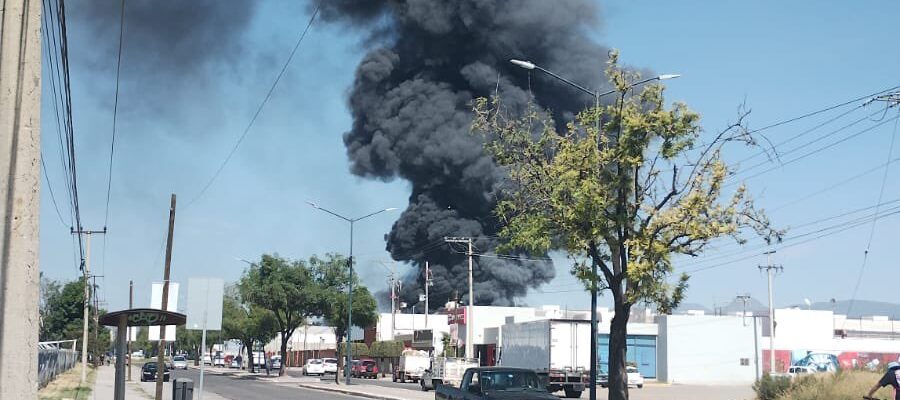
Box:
38;340;79;388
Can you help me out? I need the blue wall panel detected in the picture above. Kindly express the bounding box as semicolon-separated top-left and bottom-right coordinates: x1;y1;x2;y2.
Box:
597;334;657;379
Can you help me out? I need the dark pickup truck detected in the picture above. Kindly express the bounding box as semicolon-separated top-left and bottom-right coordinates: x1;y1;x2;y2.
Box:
435;367;558;400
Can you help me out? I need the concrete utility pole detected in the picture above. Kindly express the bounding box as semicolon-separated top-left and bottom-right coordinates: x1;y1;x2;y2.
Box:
0;0;41;397
71;229;105;383
759;250;782;374
444;237;474;359
424;261;432;329
156;194;177;399
737;294;751;327
128;280;133;381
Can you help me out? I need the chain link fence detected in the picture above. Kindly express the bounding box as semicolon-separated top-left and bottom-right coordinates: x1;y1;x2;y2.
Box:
38;340;79;388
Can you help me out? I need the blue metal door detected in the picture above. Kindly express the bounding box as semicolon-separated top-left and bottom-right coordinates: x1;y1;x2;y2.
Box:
597;334;657;379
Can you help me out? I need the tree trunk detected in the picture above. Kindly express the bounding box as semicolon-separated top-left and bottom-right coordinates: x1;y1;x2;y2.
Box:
335;333;343;384
608;302;632;400
248;339;255;373
279;332;289;376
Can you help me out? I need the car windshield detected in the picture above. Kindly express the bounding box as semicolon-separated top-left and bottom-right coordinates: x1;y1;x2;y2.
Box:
480;370;544;392
174;356;185;361
627;367;638;373
324;359;337;364
310;359;322;365
362;361;376;366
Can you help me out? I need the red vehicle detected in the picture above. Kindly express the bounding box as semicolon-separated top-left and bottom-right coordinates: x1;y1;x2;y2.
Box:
352;358;379;379
224;354;234;366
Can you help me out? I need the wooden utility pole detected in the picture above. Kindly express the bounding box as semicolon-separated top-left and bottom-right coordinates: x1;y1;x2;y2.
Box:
155;194;177;399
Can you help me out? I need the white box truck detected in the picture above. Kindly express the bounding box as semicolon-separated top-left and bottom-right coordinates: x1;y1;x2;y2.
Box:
393;349;430;383
500;319;589;398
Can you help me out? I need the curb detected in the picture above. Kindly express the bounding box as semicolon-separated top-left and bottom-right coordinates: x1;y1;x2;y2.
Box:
296;382;412;400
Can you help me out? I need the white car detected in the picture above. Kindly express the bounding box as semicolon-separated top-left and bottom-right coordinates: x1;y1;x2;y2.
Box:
172;355;188;370
627;366;644;389
213;356;226;367
303;359;326;376
323;358;338;374
202;354;212;365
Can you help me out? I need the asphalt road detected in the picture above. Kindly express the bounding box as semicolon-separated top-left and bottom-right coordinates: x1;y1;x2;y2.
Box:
173;368;364;400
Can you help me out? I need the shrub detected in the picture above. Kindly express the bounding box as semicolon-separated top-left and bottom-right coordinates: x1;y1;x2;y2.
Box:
754;374;792;400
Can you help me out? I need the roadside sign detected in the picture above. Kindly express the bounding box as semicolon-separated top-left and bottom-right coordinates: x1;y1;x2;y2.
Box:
185;278;224;331
149;282;179;341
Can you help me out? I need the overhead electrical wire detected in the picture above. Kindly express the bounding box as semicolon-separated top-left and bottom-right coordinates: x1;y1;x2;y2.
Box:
843;110;899;326
41;155;69;228
184;3;321;210
104;0;126;229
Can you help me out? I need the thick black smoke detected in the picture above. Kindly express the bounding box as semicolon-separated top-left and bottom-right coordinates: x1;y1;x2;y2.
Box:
320;0;615;308
69;0;259;129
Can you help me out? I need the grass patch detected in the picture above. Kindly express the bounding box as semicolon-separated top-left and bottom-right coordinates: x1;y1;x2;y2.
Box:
756;370;897;400
38;364;96;400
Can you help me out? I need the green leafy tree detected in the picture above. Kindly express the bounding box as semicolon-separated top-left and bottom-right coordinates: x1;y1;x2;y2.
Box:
472;52;781;400
40;278;109;363
239;254;319;375
222;290;276;372
312;254;378;383
175;325;202;364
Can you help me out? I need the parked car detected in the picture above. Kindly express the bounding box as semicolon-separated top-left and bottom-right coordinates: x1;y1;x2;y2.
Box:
394;350;429;383
172;355;188;370
789;352;840;375
303;358;326;376
597;366;644;389
230;358;240;369
252;351;266;369
352;358;379;379
323;358;338;374
213;355;226;367
224;355;235;366
202;354;212;365
434;367;557;400
141;362;170;382
269;355;282;370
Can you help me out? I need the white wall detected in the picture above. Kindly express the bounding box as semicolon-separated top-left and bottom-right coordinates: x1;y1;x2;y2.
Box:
658;315;760;385
265;325;337;353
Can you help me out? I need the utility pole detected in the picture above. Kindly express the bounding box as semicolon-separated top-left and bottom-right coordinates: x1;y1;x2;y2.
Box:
0;2;41;397
127;280;133;381
444;237;474;359
424;261;432;329
759;250;782;374
71;228;106;383
156;194;177;400
736;294;751;327
91;274;105;367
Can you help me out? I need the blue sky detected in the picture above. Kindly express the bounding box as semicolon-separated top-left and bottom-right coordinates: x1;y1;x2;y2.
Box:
41;1;900;313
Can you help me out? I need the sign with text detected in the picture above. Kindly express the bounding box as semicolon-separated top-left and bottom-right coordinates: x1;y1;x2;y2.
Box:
185;277;224;331
148;282;179;341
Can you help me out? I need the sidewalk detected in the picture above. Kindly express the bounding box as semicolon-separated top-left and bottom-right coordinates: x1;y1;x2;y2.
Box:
296;381;432;400
92;364;229;400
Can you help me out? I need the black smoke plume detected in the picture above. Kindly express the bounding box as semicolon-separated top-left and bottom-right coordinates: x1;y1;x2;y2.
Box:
70;0;259;130
320;0;615;309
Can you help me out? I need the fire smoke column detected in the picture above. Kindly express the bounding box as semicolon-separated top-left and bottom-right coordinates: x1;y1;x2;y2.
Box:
319;0;615;307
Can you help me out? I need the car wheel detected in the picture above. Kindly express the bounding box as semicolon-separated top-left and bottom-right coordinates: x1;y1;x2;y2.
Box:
637;384;643;389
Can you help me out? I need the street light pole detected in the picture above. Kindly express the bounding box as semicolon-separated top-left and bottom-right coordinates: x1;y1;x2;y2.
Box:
509;58;679;400
308;202;396;385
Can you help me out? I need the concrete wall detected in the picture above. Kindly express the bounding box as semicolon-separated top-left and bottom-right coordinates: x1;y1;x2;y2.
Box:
658;315;760;385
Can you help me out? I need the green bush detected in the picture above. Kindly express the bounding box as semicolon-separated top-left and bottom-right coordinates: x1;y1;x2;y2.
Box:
754;374;792;400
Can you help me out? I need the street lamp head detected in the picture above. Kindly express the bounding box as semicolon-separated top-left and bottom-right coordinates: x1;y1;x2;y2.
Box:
657;74;681;81
509;59;536;70
384;207;399;212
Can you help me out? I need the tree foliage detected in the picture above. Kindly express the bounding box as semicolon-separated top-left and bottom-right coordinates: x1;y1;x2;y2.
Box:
40;277;110;360
472;51;782;400
222;288;276;371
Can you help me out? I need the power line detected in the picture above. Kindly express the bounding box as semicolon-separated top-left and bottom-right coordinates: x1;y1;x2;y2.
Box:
41;155;68;228
843;108;899;326
747;84;900;135
731;114;900;185
185;3;321;209
104;0;126;229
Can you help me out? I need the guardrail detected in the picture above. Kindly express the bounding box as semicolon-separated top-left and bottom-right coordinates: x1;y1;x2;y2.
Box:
38;340;79;388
